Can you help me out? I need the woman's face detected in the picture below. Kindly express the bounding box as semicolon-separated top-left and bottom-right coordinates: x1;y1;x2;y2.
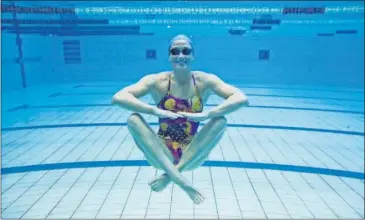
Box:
169;40;194;70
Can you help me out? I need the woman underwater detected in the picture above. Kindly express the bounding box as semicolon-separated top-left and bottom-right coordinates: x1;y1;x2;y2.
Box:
112;34;249;204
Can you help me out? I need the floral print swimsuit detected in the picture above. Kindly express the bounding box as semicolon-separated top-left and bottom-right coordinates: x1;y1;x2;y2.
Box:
157;73;203;164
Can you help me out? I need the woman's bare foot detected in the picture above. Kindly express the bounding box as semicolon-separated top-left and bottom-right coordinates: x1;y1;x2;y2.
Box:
180;184;205;204
149;175;205;204
149;174;171;192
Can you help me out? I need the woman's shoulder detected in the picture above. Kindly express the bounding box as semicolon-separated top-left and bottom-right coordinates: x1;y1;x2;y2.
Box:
141;71;169;84
192;71;214;84
154;71;170;83
149;71;171;91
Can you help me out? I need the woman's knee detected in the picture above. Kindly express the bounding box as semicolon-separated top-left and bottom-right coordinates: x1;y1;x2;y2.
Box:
127;113;144;130
211;116;227;128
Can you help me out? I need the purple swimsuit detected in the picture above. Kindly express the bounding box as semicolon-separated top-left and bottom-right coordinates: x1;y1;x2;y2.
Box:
157;73;203;164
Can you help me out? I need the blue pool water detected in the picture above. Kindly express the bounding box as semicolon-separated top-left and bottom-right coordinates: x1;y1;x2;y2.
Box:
1;1;364;219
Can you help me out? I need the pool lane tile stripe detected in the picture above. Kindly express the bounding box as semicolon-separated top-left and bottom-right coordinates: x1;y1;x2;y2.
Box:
2;123;364;136
6;103;364;115
1;160;364;180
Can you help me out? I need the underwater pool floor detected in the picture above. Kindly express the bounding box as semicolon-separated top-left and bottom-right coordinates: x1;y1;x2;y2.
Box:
1;82;364;219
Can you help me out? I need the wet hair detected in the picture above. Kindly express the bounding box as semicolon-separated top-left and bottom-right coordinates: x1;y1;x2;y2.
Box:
168;34;194;51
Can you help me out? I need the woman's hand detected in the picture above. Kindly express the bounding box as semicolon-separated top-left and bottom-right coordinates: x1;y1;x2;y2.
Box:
177;112;209;122
153;108;184;119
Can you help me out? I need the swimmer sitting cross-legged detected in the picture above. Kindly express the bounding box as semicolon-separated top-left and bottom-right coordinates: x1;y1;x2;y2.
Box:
112;34;249;204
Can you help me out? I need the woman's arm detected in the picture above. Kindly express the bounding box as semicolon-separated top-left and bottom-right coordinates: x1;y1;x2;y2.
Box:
112;74;157;115
205;74;249;118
